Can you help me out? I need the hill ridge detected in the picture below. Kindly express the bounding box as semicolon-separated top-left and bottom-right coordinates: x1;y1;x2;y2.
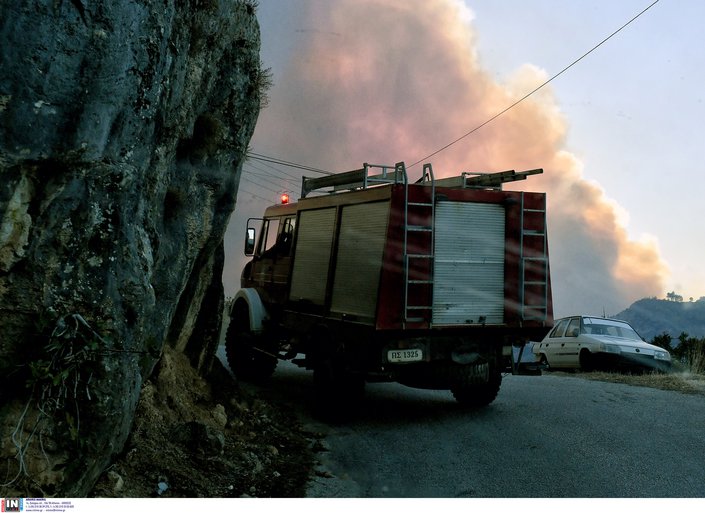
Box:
615;297;705;341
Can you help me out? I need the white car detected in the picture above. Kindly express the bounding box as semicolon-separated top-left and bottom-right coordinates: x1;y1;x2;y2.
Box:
533;316;671;373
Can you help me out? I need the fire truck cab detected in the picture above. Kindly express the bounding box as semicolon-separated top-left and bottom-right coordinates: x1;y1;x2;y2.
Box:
227;162;552;410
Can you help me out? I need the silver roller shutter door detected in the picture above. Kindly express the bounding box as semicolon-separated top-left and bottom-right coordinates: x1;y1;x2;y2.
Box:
433;201;505;325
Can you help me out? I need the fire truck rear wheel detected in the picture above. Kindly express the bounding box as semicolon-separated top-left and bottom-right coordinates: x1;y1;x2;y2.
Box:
450;362;502;408
225;303;277;383
311;335;365;420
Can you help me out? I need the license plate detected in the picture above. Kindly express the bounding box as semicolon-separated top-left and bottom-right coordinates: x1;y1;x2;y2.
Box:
387;349;423;363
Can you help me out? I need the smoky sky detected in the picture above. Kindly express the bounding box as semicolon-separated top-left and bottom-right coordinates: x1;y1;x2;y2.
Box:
226;0;669;317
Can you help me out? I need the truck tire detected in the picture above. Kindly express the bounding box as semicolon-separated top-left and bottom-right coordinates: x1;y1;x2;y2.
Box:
450;362;502;408
311;332;365;421
225;301;277;383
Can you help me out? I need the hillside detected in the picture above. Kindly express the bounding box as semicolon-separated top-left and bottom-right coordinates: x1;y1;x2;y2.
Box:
615;297;705;342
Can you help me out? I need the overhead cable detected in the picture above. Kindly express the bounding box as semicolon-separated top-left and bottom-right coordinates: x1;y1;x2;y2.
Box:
246;157;304;182
237;187;273;203
408;0;660;168
247;152;334;175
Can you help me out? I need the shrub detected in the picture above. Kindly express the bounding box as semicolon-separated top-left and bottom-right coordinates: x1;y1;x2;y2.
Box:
670;333;705;374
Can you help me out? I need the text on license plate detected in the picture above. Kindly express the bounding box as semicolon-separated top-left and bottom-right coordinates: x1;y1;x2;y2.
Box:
388;349;423;363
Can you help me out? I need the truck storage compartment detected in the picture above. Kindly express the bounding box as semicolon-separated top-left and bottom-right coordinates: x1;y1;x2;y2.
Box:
331;201;390;320
433;201;506;325
289;207;336;305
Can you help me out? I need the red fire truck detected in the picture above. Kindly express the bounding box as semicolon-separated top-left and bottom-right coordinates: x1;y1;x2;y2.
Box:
226;162;552;410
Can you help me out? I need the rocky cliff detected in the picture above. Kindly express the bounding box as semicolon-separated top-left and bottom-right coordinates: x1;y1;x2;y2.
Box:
0;0;262;496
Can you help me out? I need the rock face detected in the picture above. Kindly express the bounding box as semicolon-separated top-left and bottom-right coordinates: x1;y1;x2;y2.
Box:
0;0;262;496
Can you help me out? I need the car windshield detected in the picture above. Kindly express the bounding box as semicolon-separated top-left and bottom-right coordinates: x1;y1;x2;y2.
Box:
582;317;642;340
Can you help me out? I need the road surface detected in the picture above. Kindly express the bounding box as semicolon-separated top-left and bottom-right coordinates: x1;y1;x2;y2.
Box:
233;357;705;498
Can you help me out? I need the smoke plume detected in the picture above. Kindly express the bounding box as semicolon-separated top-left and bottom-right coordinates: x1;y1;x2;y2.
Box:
230;0;669;317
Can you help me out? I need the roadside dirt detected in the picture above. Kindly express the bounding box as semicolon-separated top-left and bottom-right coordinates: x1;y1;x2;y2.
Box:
89;344;705;498
552;369;705;396
90;346;316;498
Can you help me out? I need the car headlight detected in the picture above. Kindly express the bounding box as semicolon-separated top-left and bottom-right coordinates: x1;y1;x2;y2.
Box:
654;351;671;361
598;343;621;354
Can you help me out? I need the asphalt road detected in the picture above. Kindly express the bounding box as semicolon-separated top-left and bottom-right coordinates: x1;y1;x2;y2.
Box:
240;359;705;498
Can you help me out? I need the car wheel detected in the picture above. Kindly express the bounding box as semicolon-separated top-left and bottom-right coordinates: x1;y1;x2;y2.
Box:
579;349;594;372
657;362;672;374
539;354;550;371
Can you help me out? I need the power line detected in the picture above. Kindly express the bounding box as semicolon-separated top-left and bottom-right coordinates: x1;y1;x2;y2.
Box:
243;168;299;188
244;161;300;186
240;174;286;195
240;165;297;203
246;157;303;183
237;186;273;204
247;152;334;175
408;0;660;168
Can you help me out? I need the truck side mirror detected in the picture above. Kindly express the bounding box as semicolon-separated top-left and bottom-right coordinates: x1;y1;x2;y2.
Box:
245;227;256;256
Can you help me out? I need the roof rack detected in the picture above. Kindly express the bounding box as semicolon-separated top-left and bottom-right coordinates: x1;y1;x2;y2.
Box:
300;164;543;197
301;162;408;198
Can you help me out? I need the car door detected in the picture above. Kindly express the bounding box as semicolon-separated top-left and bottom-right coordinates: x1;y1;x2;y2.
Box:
541;318;569;367
559;316;583;367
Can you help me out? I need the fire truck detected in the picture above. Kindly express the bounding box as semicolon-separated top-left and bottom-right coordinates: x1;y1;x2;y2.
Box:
226;161;552;410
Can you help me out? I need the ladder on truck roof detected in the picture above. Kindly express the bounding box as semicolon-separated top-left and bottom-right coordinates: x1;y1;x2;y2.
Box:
433;168;543;190
300;164;543;196
300;162;407;198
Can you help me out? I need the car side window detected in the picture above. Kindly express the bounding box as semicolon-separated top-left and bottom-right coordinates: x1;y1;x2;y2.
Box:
550;319;569;338
565;318;581;337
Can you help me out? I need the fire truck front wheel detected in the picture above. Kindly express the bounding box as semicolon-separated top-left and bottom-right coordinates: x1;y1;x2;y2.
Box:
225;302;277;383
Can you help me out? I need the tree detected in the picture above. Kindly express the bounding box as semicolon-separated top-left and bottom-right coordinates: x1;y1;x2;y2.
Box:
666;291;683;302
651;332;673;352
670;333;705;373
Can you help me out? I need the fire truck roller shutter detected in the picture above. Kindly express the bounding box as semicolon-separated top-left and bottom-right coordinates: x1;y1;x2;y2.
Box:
433;201;505;325
289;207;337;305
331;201;390;319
